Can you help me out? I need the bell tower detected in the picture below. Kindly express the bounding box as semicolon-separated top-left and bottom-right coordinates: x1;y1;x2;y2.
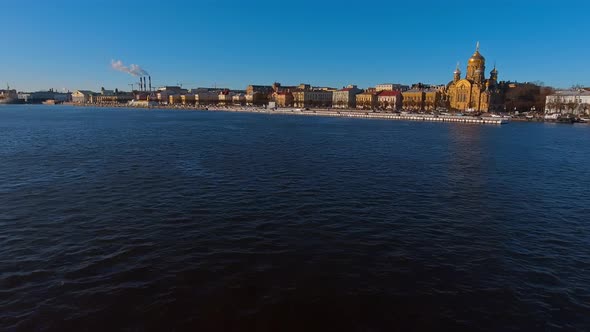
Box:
490;63;498;82
466;42;486;82
453;62;461;82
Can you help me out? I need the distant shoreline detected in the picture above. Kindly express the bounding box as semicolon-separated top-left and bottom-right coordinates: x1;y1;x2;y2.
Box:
8;102;587;125
52;103;509;125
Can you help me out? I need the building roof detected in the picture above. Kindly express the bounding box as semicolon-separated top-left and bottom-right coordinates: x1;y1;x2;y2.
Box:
378;90;401;96
469;42;485;62
423;88;440;93
469;50;485;62
550;90;590;96
292;89;332;93
159;86;182;91
358;91;378;96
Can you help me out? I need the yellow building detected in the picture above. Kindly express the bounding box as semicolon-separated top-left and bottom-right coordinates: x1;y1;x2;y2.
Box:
402;89;424;111
424;89;441;111
273;92;293;107
447;43;502;112
355;92;378;110
168;94;181;105
292;89;333;108
181;94;196;105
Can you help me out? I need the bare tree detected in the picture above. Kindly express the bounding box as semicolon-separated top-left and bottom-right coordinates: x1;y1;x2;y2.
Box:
566;100;579;114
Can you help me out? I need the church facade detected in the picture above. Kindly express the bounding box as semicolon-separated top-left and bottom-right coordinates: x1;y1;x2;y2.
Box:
447;43;503;112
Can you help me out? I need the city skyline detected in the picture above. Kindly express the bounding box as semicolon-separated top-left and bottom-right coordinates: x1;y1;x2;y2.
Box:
2;0;590;91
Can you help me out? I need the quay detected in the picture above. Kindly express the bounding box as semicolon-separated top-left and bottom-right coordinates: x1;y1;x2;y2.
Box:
60;103;509;124
221;108;510;125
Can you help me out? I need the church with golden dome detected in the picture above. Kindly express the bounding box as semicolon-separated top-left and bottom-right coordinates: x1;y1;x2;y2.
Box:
447;43;502;112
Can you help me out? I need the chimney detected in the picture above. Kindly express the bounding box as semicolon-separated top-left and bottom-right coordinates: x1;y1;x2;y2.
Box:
140;77;143;91
149;76;152;91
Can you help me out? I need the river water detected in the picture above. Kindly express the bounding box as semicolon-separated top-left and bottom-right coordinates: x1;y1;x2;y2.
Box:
1;105;589;331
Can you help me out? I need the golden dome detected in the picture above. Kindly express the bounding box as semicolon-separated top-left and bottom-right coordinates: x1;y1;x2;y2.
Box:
469;51;485;62
468;41;485;62
469;52;486;62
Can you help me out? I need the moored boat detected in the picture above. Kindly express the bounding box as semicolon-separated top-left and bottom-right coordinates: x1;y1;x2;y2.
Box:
0;87;18;104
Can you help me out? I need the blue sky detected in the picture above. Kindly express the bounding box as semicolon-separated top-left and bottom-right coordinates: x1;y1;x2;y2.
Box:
2;0;589;92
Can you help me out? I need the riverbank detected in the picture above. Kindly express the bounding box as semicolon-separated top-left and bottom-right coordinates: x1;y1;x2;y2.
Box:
60;103;509;125
222;107;509;124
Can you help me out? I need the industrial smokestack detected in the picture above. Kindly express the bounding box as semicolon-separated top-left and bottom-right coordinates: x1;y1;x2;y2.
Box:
149;76;152;91
143;77;147;91
139;77;143;91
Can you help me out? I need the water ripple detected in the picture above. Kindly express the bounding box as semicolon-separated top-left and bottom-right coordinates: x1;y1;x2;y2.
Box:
1;106;590;331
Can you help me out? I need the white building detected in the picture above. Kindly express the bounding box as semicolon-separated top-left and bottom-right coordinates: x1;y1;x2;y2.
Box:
232;94;246;105
545;90;590;115
333;85;362;108
377;90;403;110
375;83;410;92
218;90;235;104
157;86;187;103
71;90;95;104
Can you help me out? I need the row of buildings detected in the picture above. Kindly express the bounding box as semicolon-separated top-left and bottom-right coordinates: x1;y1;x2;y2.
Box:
70;82;443;111
64;82;590;117
0;88;71;104
12;43;585;116
66;44;499;112
72;88;134;104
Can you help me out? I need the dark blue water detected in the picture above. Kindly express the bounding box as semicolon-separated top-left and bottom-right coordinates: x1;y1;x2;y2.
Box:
1;105;589;331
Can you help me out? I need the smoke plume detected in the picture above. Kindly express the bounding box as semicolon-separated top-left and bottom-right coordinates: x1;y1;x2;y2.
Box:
111;59;149;76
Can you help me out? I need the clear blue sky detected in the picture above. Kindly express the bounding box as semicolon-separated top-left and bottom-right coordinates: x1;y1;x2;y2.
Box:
2;0;589;92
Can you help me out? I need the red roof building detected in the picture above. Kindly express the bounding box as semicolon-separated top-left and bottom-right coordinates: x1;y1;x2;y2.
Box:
377;90;403;110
